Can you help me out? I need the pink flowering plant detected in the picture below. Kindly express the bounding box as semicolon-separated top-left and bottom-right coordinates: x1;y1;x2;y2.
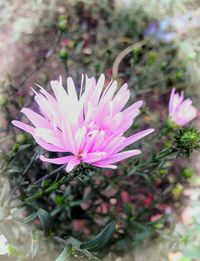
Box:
1;3;200;260
12;74;154;172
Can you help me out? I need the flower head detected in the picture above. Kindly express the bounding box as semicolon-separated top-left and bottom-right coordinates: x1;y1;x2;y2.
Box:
175;126;200;156
12;74;154;172
168;88;197;127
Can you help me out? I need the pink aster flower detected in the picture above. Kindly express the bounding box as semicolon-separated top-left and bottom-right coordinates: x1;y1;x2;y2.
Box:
168;88;197;126
12;74;154;172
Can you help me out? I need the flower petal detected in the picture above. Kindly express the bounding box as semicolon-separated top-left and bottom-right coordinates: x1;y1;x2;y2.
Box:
94;150;141;165
12;120;35;135
21;108;51;128
66;157;80;172
82;152;107;163
122;128;155;148
40;155;73;164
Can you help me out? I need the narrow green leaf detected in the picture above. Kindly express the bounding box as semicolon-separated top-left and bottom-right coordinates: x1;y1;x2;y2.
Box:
55;246;70;261
23;212;38;224
37;208;52;237
17;144;32;152
80;220;116;252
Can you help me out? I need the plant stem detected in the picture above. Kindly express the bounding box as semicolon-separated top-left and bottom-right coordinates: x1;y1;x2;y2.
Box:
129;147;177;176
26;168;81;202
112;40;146;78
34;165;66;185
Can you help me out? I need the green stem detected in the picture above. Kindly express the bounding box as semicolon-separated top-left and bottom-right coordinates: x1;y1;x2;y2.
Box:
34;165;66;185
129;147;177;176
26;168;80;202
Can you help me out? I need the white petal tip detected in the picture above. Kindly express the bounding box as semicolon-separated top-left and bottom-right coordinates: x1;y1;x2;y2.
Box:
39;155;45;161
148;128;155;134
65;165;74;173
134;150;141;155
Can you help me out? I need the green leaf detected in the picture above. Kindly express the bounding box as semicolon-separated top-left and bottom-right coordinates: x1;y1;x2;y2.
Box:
55;246;70;261
37;208;52;237
63;237;99;260
17;144;32;152
23;212;38;224
80;220;116;252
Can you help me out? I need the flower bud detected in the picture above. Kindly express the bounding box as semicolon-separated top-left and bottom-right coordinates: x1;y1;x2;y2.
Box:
172;184;184;199
16;133;27;144
159;169;168;176
182;167;193;179
58;20;67;32
59;48;69;60
147;52;158;66
58;15;68;32
176;127;200;156
132;47;141;58
12;144;19;153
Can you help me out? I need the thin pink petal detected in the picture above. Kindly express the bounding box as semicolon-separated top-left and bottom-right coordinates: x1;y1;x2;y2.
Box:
21;108;51;128
34;136;66;152
12;120;35;135
92;163;117;169
92;74;105;105
95;150;141;165
123;129;155;148
82;152;107;163
66;158;80;172
61;121;76;154
40;155;73;164
35;127;64;149
67;77;78;103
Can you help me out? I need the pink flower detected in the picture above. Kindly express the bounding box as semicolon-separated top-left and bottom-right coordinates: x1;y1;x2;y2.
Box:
12;74;154;172
169;88;197;126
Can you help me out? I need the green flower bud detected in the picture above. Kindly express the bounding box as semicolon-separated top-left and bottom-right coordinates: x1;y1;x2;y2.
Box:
175;71;184;80
0;94;8;107
176;127;200;156
172;184;184;199
16;133;27;144
159;169;168;176
154;223;164;229
147;52;158;66
12;143;19;153
58;20;67;32
132;47;141;58
182;167;193;179
58;15;67;21
59;48;69;60
58;15;68;32
7;244;16;255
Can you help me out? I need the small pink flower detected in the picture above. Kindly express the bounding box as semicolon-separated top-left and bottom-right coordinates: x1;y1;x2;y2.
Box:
168;88;197;126
12;74;154;172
